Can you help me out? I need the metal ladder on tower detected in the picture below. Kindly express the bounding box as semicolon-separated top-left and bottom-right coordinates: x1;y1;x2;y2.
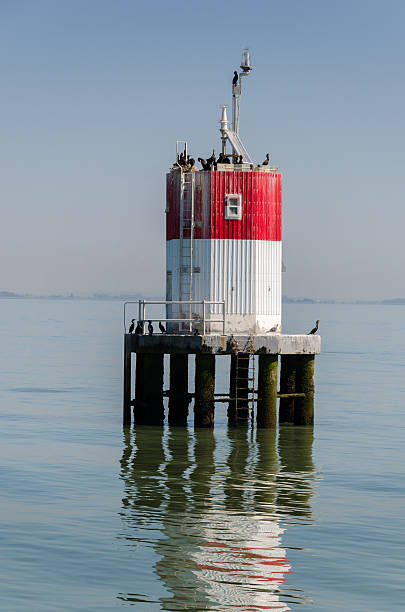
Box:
234;337;256;421
179;169;195;331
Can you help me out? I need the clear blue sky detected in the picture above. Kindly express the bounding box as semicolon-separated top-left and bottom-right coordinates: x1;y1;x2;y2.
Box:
1;0;404;299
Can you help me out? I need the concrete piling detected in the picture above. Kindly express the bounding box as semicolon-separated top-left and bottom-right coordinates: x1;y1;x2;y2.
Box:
279;355;297;423
123;335;132;426
136;353;164;425
168;354;189;426
194;354;215;427
257;354;278;428
294;355;315;425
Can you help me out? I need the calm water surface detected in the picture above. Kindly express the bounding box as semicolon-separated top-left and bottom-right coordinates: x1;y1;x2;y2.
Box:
0;300;404;611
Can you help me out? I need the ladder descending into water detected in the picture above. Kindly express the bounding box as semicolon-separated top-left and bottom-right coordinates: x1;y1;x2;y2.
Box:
234;337;257;421
179;170;195;331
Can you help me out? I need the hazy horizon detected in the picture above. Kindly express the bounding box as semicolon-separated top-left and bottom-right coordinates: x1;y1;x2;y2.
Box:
1;0;404;301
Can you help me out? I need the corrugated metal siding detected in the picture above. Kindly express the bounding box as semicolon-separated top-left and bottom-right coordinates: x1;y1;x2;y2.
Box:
210;171;282;241
166;170;282;241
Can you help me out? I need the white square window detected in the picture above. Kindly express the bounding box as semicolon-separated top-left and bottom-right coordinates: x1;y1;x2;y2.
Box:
224;194;242;220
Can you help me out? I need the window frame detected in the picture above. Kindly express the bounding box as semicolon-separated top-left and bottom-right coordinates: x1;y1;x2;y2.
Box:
224;193;242;220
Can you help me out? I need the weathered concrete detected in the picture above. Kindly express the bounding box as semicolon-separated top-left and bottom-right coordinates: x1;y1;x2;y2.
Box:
279;355;297;423
134;353;145;423
168;354;189;426
257;354;278;428
127;333;320;355
294;355;315;425
194;354;215;427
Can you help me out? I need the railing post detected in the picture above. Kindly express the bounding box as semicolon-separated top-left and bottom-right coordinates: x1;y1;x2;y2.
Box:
138;300;142;326
202;300;206;335
142;300;146;333
222;300;226;336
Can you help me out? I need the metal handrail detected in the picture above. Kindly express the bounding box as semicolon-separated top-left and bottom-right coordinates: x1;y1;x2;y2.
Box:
123;299;226;335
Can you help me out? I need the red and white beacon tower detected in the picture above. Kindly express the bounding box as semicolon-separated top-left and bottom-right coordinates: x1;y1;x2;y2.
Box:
166;50;282;335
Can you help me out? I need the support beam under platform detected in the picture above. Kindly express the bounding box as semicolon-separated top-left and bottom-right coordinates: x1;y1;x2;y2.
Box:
194;354;215;428
135;353;164;425
294;355;315;426
257;354;278;428
168;354;189;426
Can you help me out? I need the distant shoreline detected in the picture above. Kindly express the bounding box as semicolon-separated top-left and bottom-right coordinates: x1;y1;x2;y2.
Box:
1;291;405;305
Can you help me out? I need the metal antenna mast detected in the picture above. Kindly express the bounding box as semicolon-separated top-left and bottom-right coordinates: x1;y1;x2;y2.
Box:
232;48;252;135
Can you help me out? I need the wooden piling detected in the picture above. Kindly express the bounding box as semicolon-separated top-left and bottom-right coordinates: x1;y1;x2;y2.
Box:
123;335;132;426
257;354;278;428
194;354;215;427
135;353;164;425
279;355;297;423
168;354;189;426
294;355;315;425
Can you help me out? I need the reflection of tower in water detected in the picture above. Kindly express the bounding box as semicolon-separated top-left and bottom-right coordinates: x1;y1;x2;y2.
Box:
119;426;314;610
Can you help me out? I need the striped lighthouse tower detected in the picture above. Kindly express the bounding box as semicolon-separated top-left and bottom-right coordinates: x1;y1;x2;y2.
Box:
166;50;282;335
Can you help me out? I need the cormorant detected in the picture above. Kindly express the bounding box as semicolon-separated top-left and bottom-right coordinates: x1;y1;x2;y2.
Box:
135;321;143;335
262;153;270;166
194;328;200;336
206;150;216;167
128;319;135;334
232;71;238;86
238;155;243;164
148;320;154;336
308;320;320;335
198;157;211;171
159;321;166;334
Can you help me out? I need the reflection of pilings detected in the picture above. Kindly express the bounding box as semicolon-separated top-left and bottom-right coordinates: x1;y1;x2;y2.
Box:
194;354;215;427
279;355;296;423
257;354;278;428
224;426;250;511
135;354;164;425
168;354;189;425
254;428;278;509
276;425;314;518
294;355;315;426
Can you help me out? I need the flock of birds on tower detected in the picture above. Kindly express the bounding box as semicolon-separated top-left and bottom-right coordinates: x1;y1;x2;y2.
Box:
174;148;271;172
128;318;320;336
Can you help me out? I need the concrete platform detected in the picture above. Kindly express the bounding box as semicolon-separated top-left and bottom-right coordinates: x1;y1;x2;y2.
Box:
126;333;321;355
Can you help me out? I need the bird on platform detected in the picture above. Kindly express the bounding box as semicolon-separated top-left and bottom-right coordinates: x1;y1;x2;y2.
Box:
238;155;243;164
308;320;320;335
262;153;270;166
194;328;200;336
232;71;238;86
159;321;166;334
128;319;135;333
135;321;143;335
206;150;216;168
148;320;154;335
198;157;211;171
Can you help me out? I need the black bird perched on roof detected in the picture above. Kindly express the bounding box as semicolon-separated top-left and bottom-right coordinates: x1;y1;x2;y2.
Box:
262;153;270;166
198;157;211;171
128;319;135;333
232;71;238;86
135;321;143;335
308;320;320;335
159;321;166;334
148;320;154;336
238;155;243;164
206;150;216;167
